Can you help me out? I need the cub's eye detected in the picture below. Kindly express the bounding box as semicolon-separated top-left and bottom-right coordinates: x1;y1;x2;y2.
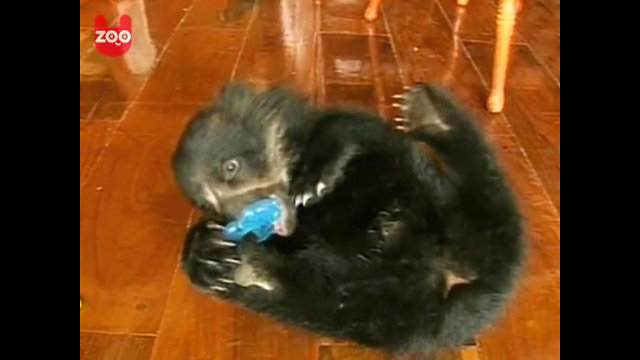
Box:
222;159;240;180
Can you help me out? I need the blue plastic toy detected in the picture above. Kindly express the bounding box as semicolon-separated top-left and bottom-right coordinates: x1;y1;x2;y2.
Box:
222;197;284;243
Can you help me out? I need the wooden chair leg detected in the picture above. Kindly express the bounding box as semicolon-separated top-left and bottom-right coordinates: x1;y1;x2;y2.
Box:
364;0;383;21
487;0;517;113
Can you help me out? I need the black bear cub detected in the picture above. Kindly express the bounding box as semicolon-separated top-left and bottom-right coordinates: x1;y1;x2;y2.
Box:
172;82;525;355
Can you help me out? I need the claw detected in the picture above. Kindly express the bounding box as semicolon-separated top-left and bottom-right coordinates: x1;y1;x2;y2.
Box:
316;181;326;196
392;103;408;111
394;117;408;123
206;222;225;230
302;192;313;207
395;125;408;131
392;94;405;100
212;239;236;247
217;278;235;284
210;285;228;292
196;258;219;266
223;258;242;265
295;195;303;207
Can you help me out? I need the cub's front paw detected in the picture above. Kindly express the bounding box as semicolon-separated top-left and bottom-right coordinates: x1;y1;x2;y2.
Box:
181;220;243;296
182;220;278;296
290;166;331;208
290;145;358;207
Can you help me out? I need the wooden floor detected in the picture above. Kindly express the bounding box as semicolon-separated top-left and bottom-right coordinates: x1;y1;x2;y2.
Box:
80;0;560;359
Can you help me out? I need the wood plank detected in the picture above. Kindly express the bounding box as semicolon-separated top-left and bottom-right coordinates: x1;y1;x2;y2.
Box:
135;27;242;104
317;344;391;360
319;33;403;116
321;0;387;35
116;103;202;137
234;310;316;360
80;332;155;360
182;0;254;29
80;121;115;185
149;273;237;360
233;0;318;96
80;130;193;333
464;42;560;211
513;0;560;81
437;0;525;43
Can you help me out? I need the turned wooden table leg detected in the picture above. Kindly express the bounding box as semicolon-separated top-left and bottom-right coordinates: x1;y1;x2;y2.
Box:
487;0;518;113
364;0;383;21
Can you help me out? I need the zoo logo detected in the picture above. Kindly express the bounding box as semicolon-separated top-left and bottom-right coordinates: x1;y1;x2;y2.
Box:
94;15;132;57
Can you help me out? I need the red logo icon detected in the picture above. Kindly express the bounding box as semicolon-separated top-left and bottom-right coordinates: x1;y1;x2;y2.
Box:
94;15;132;57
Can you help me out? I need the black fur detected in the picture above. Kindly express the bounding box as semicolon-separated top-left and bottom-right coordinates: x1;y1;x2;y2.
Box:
172;82;525;355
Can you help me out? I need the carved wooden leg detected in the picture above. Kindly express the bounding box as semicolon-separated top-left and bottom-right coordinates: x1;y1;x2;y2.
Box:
364;0;383;21
487;0;517;113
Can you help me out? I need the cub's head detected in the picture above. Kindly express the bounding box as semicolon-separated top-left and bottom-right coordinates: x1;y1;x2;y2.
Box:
172;83;308;236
